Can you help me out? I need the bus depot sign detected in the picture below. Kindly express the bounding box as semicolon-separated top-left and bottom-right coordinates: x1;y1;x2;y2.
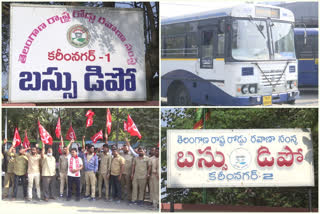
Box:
9;4;146;103
167;129;314;188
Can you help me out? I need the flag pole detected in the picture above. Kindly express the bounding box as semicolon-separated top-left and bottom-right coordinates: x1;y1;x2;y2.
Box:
202;108;207;204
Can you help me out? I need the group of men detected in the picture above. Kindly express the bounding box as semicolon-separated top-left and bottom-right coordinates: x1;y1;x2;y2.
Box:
2;134;159;209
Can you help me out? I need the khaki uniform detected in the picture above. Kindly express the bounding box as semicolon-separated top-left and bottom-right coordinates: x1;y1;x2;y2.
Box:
97;152;112;199
42;154;56;199
149;157;159;208
121;153;134;201
3;152;16;197
59;154;68;195
14;154;28;176
111;155;125;176
27;153;41;199
132;156;149;201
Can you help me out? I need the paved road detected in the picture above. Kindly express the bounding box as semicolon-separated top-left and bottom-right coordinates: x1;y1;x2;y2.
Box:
1;197;157;213
161;90;318;107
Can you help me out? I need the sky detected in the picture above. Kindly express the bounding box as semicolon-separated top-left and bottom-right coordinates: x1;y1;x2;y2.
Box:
160;1;288;19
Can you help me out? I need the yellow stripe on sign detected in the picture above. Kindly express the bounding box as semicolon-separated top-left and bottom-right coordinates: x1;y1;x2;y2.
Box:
215;58;225;61
161;58;198;61
299;58;315;60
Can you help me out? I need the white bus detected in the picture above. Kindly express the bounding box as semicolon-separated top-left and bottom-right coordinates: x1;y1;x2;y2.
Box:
161;4;299;106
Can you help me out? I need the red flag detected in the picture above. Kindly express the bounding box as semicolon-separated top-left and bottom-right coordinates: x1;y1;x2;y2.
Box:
66;125;77;141
55;117;61;139
38;121;53;145
85;110;95;128
91;130;103;144
106;109;112;135
124;121;128;132
22;130;30;148
13;128;22;148
127;114;142;139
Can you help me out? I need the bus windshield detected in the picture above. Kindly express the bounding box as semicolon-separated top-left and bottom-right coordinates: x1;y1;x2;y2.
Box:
270;22;296;60
232;19;269;60
232;19;296;61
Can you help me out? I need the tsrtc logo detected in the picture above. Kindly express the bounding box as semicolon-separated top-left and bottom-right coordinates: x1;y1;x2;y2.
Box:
230;148;251;170
67;24;90;48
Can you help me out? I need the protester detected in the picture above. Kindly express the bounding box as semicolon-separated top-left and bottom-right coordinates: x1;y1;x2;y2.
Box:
148;147;159;209
66;139;83;201
97;134;112;201
58;136;68;199
81;136;99;201
131;147;150;205
109;146;125;203
3;140;16;199
26;145;41;201
13;146;29;201
41;144;56;201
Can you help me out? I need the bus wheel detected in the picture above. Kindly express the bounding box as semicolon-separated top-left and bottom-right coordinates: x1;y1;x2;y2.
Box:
286;99;296;105
170;84;191;106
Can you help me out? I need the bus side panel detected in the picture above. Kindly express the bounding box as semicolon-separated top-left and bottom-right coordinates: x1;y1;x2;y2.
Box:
298;59;318;87
162;70;242;106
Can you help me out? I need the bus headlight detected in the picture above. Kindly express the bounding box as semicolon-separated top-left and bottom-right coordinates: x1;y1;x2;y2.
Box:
248;84;257;94
287;81;297;89
241;85;249;94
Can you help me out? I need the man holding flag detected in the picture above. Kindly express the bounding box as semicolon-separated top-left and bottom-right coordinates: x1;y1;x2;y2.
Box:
41;144;56;202
26;145;41;201
58;137;69;199
13;145;29;201
97;133;112;201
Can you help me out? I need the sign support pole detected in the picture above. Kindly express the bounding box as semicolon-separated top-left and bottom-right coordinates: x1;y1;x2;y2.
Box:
202;108;207;204
170;188;175;212
308;188;312;212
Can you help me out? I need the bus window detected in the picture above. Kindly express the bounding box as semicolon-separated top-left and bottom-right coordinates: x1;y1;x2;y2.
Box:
165;35;186;57
200;30;214;68
271;23;296;60
186;32;197;57
217;33;225;57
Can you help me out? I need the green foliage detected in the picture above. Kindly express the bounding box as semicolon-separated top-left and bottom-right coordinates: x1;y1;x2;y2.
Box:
2;108;159;148
161;108;318;208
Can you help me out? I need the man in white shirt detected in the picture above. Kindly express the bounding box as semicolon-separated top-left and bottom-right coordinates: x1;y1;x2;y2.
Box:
66;140;83;201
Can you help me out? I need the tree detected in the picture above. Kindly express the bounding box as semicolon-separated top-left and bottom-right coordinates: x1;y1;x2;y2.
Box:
161;108;318;208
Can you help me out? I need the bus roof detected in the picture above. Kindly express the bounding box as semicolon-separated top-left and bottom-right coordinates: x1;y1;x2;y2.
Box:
162;3;295;25
294;28;318;36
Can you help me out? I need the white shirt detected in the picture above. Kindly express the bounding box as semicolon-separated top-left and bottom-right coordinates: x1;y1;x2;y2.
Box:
67;154;83;177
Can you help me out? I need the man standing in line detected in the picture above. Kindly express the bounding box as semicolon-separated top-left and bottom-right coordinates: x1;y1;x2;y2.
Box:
26;145;41;201
131;147;150;205
2;140;16;200
58;136;68;199
109;146;125;203
41;144;56;202
148;147;159;209
97;134;112;201
66;139;83;201
12;146;29;201
121;138;136;202
80;136;99;201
